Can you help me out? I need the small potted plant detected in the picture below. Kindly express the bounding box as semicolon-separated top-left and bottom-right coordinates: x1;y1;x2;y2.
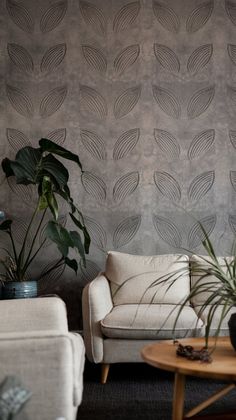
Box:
0;138;90;299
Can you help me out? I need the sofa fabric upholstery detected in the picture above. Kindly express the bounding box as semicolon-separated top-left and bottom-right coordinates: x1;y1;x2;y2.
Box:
101;303;203;339
103;339;158;363
0;297;85;420
82;251;213;369
82;274;113;363
0;295;68;332
82;251;232;371
106;251;190;305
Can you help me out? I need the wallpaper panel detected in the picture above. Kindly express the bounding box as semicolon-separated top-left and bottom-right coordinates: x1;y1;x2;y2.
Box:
0;0;235;328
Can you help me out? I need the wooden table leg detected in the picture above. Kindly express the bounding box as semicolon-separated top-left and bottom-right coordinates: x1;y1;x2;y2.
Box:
185;383;235;418
172;372;186;420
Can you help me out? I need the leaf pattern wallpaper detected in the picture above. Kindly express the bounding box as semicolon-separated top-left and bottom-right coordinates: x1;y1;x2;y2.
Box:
0;0;235;328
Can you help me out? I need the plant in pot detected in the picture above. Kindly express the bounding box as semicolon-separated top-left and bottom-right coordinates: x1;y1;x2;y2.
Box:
145;225;236;356
0;138;90;299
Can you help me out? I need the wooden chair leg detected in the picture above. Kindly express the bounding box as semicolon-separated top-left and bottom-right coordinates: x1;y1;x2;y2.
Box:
101;363;110;384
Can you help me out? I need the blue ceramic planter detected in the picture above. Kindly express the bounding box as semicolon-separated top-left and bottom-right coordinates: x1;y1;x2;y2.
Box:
2;281;38;299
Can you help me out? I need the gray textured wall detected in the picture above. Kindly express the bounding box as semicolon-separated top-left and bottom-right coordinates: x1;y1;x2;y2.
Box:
0;0;235;328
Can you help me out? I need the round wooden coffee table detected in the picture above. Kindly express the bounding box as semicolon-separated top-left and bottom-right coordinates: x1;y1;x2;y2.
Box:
141;337;236;420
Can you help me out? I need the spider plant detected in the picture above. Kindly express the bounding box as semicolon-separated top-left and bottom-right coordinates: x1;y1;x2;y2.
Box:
0;138;90;283
146;225;236;347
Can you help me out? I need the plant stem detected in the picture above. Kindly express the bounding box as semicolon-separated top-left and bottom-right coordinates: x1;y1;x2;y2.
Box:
17;200;41;280
21;208;47;275
7;229;18;263
23;237;47;273
40;257;64;278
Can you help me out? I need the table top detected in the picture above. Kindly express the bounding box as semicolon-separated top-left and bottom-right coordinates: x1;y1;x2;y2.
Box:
141;337;236;381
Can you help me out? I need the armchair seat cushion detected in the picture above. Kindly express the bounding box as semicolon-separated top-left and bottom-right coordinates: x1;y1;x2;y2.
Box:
101;304;204;340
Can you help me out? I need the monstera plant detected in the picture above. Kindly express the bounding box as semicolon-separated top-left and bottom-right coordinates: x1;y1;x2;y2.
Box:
0;138;90;298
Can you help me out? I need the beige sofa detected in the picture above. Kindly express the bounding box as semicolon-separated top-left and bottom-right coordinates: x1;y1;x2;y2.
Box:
82;251;232;383
0;296;85;420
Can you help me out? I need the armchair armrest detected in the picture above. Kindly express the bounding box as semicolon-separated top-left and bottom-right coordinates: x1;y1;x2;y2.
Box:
0;296;68;333
82;273;113;363
0;330;85;420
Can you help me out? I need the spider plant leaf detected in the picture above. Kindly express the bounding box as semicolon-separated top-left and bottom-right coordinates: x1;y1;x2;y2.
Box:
214;302;232;336
148;266;189;288
205;303;224;343
233;258;236;279
192;256;229;283
39;138;82;170
224;257;234;279
200;226;217;260
171;296;201;341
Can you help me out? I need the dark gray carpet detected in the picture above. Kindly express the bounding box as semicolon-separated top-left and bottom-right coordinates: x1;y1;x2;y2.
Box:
77;362;236;420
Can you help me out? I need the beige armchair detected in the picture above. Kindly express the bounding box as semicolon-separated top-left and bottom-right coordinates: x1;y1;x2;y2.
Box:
0;296;85;420
82;251;204;384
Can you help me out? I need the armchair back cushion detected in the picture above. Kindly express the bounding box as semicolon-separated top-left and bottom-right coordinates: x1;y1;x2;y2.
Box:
105;251;190;306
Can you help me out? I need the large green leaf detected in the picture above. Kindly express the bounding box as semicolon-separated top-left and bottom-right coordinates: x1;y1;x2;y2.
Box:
16;146;41;169
10;162;34;185
2;147;42;185
39;138;82;171
70;230;85;263
69;212;91;253
42;154;69;188
0;220;12;231
13;147;42;184
45;221;74;257
83;226;90;254
65;257;78;273
1;158;14;177
2;144;70;189
57;186;77;216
